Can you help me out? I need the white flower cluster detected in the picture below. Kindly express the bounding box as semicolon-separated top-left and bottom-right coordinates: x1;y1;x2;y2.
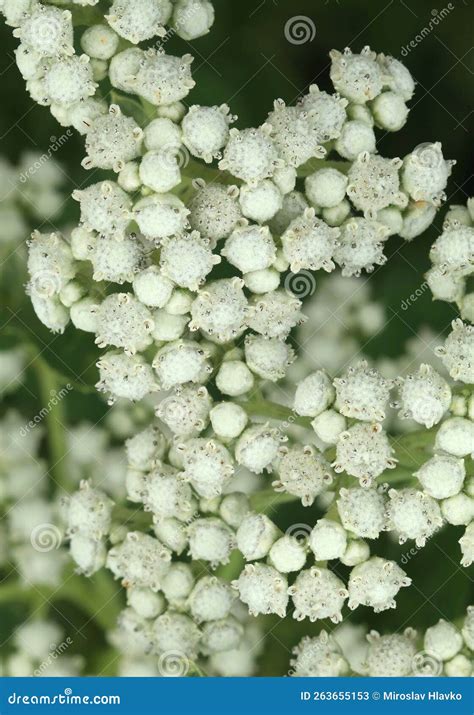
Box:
5;1;473;679
427;198;474;323
291;608;473;676
0;409;68;587
2;620;83;677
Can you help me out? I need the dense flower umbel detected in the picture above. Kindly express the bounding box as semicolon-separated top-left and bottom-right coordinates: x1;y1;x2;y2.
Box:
6;0;473;678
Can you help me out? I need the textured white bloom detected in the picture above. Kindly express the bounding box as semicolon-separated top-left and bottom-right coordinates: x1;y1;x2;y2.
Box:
109;47;144;93
96;351;157;402
190;278;248;342
459;522;474;567
143;117;181;152
462;606;474;649
200;616;243;655
142;464;193;520
334;423;396;486
189;182;242;242
239;180;282;223
337;487;386;539
236;513;279;561
107;532;171;589
235;424;282;475
160;231;219;291
366;630;417;676
335;119;376;160
90;234;144;283
125;426;166;471
27;230;75;296
435;320;474;383
210;402;247;441
81;24;119;60
334;217;389;276
402;142;454;205
268;535;307;573
161;563;194;608
180;438;234;498
187;517;235;567
182;104;230;162
429;225;474;275
282;213;339;275
133;193;189;242
244;335;294;382
273;446;333;506
67;482;113;540
289;567;348;623
305;168;348;209
247;290;304;339
266;101;322;168
377;54;415;101
83;105;143;171
330;47;383;104
387;488;443;546
132;266;173;308
106;0;172;43
291;631;348;677
340;539;370;567
70;534;107;576
187;576;234;623
311;409;347;445
232;563;288;617
153;518;188;555
397;364;452;428
435;417;474;458
15;6;73;57
127;587;165;619
95;293;153;354
441;494;474;526
348;557;411;612
73;180;131;237
216;360;254;397
347;153;406;219
334;361;391;421
309;519;347;561
153;611;201;660
299;87;347;143
153;339;211;389
220;126;279;183
416;455;465;500
43;55;96;106
222;225;276;274
371;91;409;132
157;384;212;438
173;0;214;40
424;620;463;661
294;371;335;417
219;493;250;529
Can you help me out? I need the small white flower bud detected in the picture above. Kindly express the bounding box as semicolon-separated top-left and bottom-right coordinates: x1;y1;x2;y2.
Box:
289;566;348;623
235;424;281;475
153;340;211;390
387;488;443;547
305;168;348;209
273;446;333;507
182;104;229;162
348;557;411;612
232;563;288;618
370;91;409;131
340;539;370;566
180;438;234;498
424;619;463;661
222;225;276;274
334;360;391;422
435;416;474;458
81;24;119;60
244;335;294;382
236;513;279;561
416;455;465;500
153;611;201;661
291;631;348;677
161;563;194;609
127;587;165;619
335;120;376;160
107;532;171;590
69;533;107;576
441;493;474;526
216;360;254;397
398;364;452;428
459;522;474;567
187;517;235;567
334;422;396;486
311;409;347;445
309;519;347;561
219;126;279;183
210;402;248;441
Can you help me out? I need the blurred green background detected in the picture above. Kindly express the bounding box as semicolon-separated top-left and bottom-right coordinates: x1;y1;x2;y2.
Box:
0;0;473;675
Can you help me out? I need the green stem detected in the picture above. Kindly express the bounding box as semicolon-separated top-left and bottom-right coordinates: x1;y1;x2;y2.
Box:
236;399;311;428
32;352;71;490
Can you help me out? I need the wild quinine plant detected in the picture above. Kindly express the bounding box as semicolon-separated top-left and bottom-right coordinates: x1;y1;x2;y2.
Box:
2;0;473;678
